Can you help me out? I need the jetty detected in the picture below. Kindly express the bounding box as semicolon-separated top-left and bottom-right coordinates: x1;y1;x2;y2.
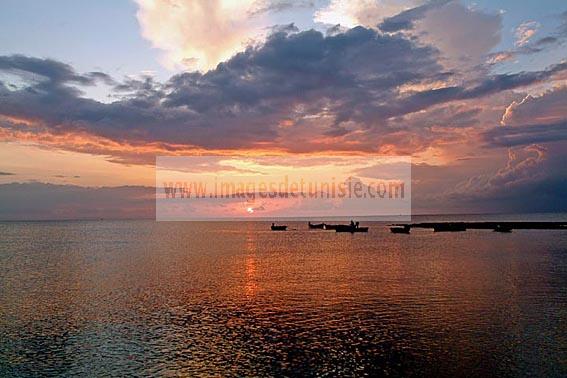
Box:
390;221;567;232
390;225;410;234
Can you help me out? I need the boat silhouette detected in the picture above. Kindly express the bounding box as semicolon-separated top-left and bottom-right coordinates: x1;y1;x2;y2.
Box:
335;225;368;233
308;222;326;229
271;223;287;231
323;223;339;230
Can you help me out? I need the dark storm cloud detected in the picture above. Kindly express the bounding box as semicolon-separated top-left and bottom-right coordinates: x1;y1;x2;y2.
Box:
165;26;439;106
482;121;567;147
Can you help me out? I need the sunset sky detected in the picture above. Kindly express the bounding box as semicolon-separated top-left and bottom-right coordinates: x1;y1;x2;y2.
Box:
0;0;566;219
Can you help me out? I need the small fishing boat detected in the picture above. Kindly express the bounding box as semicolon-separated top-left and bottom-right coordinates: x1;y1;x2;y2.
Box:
308;222;326;229
493;224;512;233
390;225;410;234
335;225;369;233
271;223;287;231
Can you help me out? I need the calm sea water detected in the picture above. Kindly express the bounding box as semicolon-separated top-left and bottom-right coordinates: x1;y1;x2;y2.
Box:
1;215;566;376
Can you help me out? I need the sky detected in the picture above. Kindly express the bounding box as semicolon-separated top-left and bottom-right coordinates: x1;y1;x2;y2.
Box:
0;0;566;219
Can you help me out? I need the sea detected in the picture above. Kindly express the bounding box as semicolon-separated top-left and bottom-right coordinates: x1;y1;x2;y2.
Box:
1;214;566;376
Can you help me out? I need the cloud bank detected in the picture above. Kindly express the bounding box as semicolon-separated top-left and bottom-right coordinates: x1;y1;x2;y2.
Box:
1;29;565;162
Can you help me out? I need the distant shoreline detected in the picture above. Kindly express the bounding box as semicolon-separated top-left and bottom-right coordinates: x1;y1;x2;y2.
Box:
1;211;566;223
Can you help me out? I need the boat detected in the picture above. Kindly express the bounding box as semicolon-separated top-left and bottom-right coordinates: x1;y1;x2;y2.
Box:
335;225;369;233
308;222;326;229
323;224;339;230
433;223;466;232
493;224;512;233
270;223;287;231
390;225;410;234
